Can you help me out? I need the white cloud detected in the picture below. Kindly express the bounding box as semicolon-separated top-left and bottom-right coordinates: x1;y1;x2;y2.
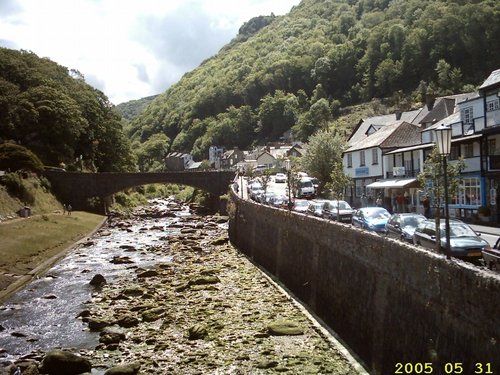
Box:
0;0;300;104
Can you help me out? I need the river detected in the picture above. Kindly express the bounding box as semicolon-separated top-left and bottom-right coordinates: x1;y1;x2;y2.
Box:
0;198;364;374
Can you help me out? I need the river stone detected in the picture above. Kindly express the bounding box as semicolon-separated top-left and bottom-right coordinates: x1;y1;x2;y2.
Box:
267;320;304;336
116;315;139;328
211;234;229;246
103;363;141;375
141;307;164;322
88;318;110;331
89;274;107;286
136;270;159;278
121;286;145;296
188;275;220;286
188;324;208;340
99;332;125;345
39;350;91;375
110;256;134;264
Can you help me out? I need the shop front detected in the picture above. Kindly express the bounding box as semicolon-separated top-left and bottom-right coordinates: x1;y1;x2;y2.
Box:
366;178;421;214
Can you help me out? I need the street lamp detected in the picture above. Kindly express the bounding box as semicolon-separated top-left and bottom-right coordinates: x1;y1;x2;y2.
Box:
435;124;452;260
238;165;244;199
285;159;293;210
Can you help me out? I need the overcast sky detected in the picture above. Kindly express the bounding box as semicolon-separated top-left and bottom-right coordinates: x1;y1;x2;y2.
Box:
0;0;300;104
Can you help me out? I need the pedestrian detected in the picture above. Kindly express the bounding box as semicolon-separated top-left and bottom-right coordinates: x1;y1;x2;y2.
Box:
422;195;430;218
67;204;72;216
63;204;67;215
361;193;367;208
396;192;405;213
376;195;383;207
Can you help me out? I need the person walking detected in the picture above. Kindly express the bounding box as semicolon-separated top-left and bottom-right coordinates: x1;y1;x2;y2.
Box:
67;204;72;216
62;204;67;215
422;196;430;218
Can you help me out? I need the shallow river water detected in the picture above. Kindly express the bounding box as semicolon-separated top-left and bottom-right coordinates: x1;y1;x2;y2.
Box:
0;200;187;365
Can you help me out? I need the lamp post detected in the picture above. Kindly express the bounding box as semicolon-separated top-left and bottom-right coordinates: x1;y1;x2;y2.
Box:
285;159;293;210
239;165;244;199
435;124;452;260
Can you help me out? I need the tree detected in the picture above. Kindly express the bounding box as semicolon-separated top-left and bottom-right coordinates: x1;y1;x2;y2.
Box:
300;130;346;195
0;142;44;173
328;160;352;219
417;146;465;252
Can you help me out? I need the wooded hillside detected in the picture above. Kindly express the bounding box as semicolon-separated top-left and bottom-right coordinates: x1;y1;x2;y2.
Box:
128;0;500;163
0;48;134;172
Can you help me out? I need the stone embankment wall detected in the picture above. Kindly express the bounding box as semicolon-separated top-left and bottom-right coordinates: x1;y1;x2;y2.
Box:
228;193;500;375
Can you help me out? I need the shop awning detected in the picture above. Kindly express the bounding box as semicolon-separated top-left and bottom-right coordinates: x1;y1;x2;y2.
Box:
366;178;418;189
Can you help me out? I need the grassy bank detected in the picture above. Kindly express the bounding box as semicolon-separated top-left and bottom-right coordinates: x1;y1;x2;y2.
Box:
0;211;105;291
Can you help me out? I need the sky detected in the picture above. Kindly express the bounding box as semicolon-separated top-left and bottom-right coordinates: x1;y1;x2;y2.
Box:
0;0;301;105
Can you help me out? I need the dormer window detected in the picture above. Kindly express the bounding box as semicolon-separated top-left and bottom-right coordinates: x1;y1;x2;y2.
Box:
462;107;473;124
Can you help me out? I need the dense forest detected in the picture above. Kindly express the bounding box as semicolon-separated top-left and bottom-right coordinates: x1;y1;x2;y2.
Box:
127;0;500;166
0;48;134;172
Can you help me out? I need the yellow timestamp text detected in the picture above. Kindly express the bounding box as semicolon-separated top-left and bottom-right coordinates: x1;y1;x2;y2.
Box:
394;362;494;374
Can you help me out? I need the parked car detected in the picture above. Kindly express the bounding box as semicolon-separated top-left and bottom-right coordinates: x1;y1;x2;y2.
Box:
351;207;390;233
295;177;315;198
274;173;287;183
483;237;500;271
269;194;289;208
412;219;490;262
321;200;354;223
292;199;310;213
386;213;426;243
306;200;327;217
248;182;264;201
259;191;276;205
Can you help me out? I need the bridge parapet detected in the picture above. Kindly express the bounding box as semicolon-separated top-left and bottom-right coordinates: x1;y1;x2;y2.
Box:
43;170;235;211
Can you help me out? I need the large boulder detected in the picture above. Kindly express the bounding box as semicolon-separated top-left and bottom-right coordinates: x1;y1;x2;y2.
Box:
39;350;91;375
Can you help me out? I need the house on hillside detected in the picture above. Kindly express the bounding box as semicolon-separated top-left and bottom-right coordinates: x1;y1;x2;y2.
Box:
256;151;277;169
165;152;197;171
220;148;245;170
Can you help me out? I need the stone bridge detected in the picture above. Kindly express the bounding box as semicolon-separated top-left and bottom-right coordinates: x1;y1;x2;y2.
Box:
43;170;235;212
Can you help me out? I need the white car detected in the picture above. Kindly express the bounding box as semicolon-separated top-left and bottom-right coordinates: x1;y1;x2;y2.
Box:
274;173;287;183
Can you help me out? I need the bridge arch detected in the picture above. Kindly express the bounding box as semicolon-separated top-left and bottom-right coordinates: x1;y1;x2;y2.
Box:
43;170;235;212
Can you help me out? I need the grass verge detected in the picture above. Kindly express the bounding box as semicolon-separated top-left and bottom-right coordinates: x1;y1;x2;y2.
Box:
0;211;105;291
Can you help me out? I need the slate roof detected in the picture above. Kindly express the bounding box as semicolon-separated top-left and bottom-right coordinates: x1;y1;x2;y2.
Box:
345;121;421;152
347;109;421;146
479;68;500;90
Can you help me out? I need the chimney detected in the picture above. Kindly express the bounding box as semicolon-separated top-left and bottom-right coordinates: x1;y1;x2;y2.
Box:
425;94;436;110
395;111;402;121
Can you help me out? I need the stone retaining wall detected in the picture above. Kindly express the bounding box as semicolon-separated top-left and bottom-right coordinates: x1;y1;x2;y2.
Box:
228;193;500;375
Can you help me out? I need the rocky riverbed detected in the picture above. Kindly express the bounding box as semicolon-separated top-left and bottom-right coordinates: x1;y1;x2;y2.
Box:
2;199;363;374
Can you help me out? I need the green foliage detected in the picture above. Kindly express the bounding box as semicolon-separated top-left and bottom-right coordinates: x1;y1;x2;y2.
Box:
417;146;465;205
0;142;44;173
300;130;347;194
129;0;499;156
329;161;352;201
0;48;134;172
115;95;158;121
1;172;35;204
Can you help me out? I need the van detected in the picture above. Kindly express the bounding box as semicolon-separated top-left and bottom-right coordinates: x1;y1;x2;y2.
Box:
295;177;315;198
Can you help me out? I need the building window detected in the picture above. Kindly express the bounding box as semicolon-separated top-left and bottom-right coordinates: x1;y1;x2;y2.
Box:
372;149;378;165
360;150;365;166
453;177;481;206
462;107;473;124
487;99;500;112
489;139;498;155
347;153;352;168
464;143;474;158
449;145;460;161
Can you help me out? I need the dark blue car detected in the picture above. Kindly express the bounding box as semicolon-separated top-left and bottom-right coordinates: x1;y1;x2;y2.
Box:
352;207;391;233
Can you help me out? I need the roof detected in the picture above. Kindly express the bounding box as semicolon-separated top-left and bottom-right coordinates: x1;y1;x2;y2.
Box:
345;121;421;152
347;109;421;146
479;68;500;90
